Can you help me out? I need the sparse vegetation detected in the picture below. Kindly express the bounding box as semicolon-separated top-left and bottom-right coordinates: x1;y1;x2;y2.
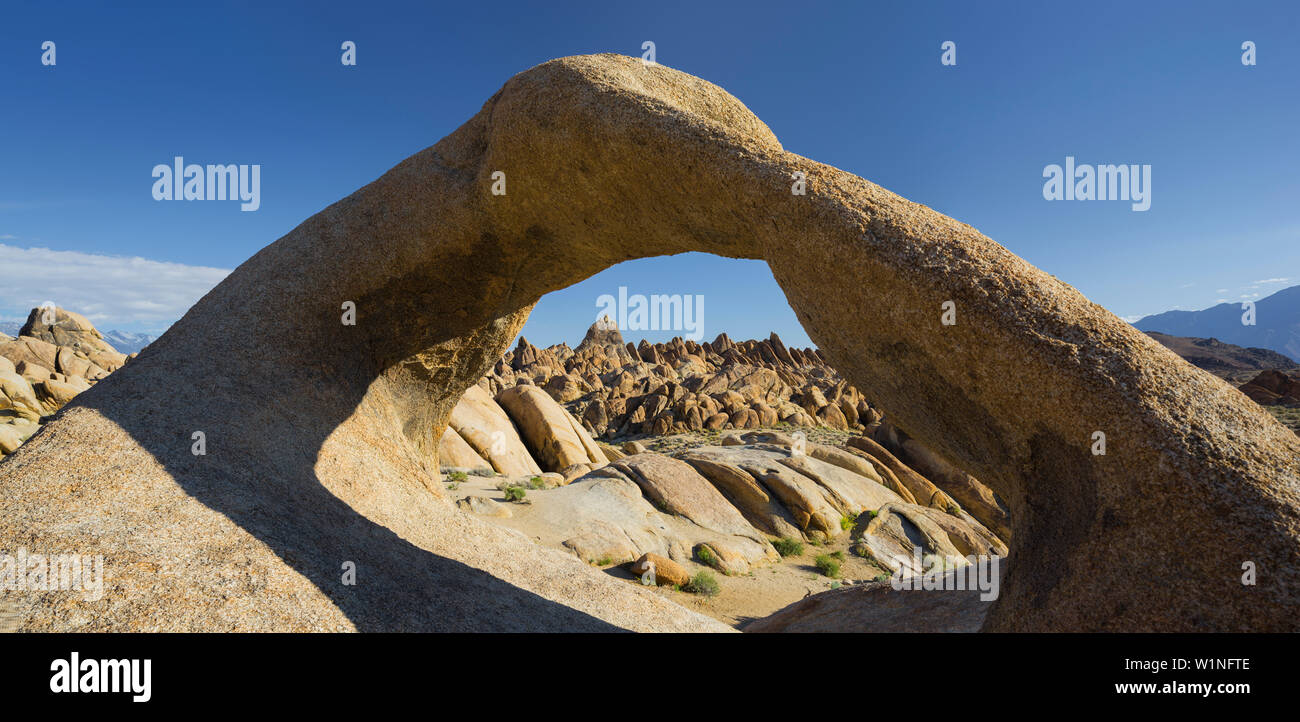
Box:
685;570;720;596
446;470;468;483
772;536;804;557
593;556;614;566
695;544;718;568
445;482;459;491
840;514;855;531
814;553;841;578
1267;406;1300;433
527;475;546;490
502;485;526;503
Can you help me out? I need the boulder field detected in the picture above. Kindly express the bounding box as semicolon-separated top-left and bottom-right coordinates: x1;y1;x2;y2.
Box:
1;54;1298;631
485;317;880;437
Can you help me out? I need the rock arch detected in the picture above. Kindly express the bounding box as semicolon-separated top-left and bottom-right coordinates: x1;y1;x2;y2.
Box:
2;54;1297;631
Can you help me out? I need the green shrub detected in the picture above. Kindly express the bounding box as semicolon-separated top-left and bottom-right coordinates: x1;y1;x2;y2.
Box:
814;554;841;578
447;470;468;483
685;571;720;596
594;556;614;566
772;537;804;557
695;544;718;568
830;550;845;561
445;482;459;491
840;514;855;531
527;475;546;490
502;485;526;503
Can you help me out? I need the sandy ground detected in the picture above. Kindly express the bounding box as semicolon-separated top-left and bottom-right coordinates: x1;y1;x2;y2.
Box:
443;434;893;629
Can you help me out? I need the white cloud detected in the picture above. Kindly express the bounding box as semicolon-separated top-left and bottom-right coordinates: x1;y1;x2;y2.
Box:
0;244;229;331
1252;277;1290;285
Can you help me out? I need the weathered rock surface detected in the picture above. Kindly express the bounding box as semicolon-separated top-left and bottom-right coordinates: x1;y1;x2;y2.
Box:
1;308;125;456
629;552;691;588
448;383;542;476
438;426;491;472
744;571;996;633
18;306;123;363
519;465;776;573
872;422;1011;540
611;453;768;542
682;445;848;538
456;495;513;518
1;54;1297;631
496;384;608;472
853;502;1007;575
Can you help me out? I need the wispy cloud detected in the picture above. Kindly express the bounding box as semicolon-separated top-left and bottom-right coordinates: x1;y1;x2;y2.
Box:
1252;277;1290;285
0;244;229;331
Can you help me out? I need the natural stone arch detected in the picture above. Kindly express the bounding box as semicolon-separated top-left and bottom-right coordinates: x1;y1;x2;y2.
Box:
3;54;1297;631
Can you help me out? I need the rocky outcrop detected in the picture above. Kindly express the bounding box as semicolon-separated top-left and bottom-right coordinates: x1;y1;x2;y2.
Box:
19;307;126;369
0;307;128;457
853;501;1007;575
630;552;691;588
447;383;542;475
437;426;491;472
519;464;777;573
612;453;768;543
1239;369;1300;406
871;422;1011;541
496;384;608;472
1145;331;1298;379
2;54;1297;631
483;319;870;438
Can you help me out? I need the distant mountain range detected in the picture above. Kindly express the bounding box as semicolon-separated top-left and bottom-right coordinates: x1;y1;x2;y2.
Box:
0;321;156;354
99;330;157;354
1135;284;1300;363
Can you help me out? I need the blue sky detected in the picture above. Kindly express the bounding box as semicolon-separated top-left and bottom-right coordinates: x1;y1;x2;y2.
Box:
1;1;1297;346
